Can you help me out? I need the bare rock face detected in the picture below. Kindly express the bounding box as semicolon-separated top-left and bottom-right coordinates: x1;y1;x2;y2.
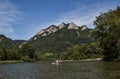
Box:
29;22;90;42
46;25;58;33
37;30;45;35
41;33;47;37
36;22;79;38
81;25;88;31
33;37;37;40
68;22;78;29
36;25;58;37
34;23;88;38
59;22;66;29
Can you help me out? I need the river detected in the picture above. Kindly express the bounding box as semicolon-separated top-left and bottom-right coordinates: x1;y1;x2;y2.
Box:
0;61;120;79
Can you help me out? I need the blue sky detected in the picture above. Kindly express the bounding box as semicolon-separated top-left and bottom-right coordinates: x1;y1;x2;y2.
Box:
0;0;120;40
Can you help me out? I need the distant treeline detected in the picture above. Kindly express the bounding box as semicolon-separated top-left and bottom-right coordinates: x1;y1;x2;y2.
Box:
38;42;103;60
0;44;38;62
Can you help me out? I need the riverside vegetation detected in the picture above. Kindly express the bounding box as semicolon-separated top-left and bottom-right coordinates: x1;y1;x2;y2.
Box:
0;6;120;62
0;43;38;62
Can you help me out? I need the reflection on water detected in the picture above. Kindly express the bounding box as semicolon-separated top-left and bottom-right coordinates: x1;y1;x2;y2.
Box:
0;61;120;79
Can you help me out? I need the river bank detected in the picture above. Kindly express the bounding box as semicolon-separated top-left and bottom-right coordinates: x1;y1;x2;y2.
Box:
0;58;103;64
59;58;103;62
0;60;23;64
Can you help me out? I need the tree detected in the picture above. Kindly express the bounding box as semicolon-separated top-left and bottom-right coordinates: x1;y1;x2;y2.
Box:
60;44;88;60
85;42;103;58
0;48;3;60
0;47;9;60
41;52;55;60
93;7;120;61
21;56;31;62
20;43;35;59
9;46;21;60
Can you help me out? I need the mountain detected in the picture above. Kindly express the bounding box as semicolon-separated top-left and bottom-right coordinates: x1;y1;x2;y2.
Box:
0;34;15;48
13;40;27;46
28;22;94;55
0;34;26;48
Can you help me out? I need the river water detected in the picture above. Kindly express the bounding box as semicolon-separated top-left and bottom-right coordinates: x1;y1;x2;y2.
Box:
0;61;120;79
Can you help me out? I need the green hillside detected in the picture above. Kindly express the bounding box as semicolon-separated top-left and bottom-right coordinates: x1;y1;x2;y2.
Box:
28;23;94;55
14;40;26;46
0;34;26;48
0;34;15;49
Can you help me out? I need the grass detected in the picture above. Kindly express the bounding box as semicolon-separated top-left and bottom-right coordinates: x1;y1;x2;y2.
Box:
0;60;23;64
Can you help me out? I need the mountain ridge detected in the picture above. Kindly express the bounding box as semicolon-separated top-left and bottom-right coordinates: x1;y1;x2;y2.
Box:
30;22;89;41
28;22;94;55
0;34;26;48
0;22;94;55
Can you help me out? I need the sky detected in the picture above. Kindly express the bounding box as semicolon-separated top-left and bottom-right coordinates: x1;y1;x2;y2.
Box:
0;0;120;40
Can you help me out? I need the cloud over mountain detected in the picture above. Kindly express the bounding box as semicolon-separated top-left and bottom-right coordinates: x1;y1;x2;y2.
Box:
0;0;22;37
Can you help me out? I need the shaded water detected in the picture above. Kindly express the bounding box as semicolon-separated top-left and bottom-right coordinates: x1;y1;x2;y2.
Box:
0;61;120;79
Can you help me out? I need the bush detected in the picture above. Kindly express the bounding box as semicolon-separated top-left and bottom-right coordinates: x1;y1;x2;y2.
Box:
21;56;31;62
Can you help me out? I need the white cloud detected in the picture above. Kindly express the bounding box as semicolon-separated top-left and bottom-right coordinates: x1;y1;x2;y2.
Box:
30;0;120;40
41;1;119;29
56;4;117;28
0;0;22;37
